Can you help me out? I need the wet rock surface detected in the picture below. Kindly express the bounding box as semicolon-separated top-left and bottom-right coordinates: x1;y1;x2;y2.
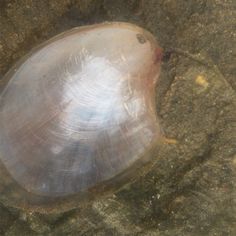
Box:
0;0;236;235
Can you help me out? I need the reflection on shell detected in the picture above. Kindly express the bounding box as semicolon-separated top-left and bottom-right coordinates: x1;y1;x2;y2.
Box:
0;22;162;210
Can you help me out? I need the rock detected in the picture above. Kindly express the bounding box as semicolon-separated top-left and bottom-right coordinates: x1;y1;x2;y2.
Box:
0;0;235;235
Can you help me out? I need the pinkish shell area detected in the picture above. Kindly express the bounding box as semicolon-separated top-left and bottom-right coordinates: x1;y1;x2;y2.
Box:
0;22;161;197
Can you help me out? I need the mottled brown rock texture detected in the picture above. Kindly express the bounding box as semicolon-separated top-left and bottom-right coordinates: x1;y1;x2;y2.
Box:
0;0;235;235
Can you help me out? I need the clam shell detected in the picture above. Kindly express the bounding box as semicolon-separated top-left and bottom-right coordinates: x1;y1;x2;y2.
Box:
0;22;161;209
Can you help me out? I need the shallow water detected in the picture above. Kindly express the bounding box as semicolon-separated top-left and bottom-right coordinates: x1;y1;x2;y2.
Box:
0;0;236;235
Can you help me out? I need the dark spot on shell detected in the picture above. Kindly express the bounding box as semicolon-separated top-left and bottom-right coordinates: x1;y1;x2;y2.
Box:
136;33;147;44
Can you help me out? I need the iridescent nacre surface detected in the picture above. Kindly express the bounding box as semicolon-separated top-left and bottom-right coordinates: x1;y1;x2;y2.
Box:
0;22;162;205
